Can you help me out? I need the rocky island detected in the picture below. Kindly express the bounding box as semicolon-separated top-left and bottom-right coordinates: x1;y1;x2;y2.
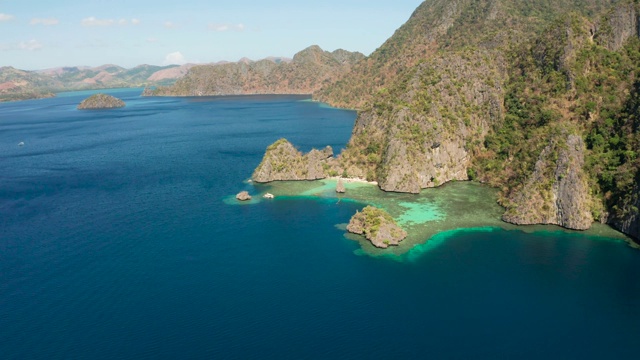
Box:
77;93;125;110
236;191;252;201
252;139;336;182
347;206;407;248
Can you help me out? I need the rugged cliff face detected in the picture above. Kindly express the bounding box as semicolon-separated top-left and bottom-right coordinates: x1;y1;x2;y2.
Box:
252;139;336;183
315;0;615;109
475;2;640;236
149;46;364;97
502;134;593;230
613;185;640;240
339;49;505;192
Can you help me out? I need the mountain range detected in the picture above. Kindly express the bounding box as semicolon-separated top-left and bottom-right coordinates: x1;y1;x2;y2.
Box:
0;55;294;102
145;46;363;96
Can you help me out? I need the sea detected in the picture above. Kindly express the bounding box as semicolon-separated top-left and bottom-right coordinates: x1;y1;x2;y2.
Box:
1;88;639;359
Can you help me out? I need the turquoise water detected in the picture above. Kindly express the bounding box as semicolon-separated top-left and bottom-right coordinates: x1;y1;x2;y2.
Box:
1;90;639;359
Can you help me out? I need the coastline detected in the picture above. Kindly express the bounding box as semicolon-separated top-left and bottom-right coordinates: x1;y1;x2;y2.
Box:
326;176;378;186
227;178;632;256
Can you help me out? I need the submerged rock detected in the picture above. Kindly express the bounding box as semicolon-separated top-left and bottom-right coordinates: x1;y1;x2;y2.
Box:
77;93;125;110
236;191;252;201
347;206;407;248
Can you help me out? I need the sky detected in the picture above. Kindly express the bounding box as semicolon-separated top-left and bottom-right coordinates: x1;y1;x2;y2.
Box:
0;0;424;70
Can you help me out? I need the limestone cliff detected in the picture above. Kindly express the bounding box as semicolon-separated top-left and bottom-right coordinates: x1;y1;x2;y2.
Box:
148;46;364;97
252;139;335;182
315;0;615;109
612;185;640;241
595;1;639;51
502;134;593;230
77;93;125;110
347;206;407;248
338;50;505;193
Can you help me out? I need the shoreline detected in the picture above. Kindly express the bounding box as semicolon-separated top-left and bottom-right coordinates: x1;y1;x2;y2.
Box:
227;179;633;256
327;176;378;186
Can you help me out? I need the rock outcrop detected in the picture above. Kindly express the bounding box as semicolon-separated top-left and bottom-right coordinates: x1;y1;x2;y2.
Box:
347;206;407;248
595;1;639;51
77;93;125;110
236;191;252;201
338;50;504;193
336;178;346;193
252;139;335;183
612;184;640;241
502;134;593;230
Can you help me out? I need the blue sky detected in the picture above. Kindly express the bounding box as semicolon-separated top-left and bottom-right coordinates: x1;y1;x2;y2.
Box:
0;0;423;70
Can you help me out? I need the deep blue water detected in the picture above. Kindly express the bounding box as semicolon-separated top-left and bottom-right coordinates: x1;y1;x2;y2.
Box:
1;89;640;359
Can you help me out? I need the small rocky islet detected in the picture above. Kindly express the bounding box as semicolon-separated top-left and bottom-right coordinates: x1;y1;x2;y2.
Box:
346;206;407;249
77;93;125;110
236;191;252;201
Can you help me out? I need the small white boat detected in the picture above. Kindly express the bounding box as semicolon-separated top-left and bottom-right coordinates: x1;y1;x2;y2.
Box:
18;142;24;146
263;193;275;199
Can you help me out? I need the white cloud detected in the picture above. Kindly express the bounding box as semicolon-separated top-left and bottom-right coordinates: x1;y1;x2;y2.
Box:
208;23;245;32
18;39;43;51
81;17;115;26
81;17;141;27
0;13;15;22
164;21;176;29
30;18;59;26
163;51;186;65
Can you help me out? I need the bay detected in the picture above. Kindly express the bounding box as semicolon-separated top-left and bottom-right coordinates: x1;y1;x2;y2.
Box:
1;89;639;359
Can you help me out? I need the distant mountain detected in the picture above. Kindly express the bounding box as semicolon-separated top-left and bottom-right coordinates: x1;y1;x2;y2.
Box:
0;66;57;101
147;64;198;82
0;63;190;102
146;46;364;96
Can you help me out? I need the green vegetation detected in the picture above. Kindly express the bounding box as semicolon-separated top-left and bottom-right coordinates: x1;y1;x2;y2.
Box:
471;4;640;224
356;206;397;239
77;93;126;109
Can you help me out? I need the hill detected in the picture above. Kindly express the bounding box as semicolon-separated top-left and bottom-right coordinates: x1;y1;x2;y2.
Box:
0;63;190;102
146;46;364;96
